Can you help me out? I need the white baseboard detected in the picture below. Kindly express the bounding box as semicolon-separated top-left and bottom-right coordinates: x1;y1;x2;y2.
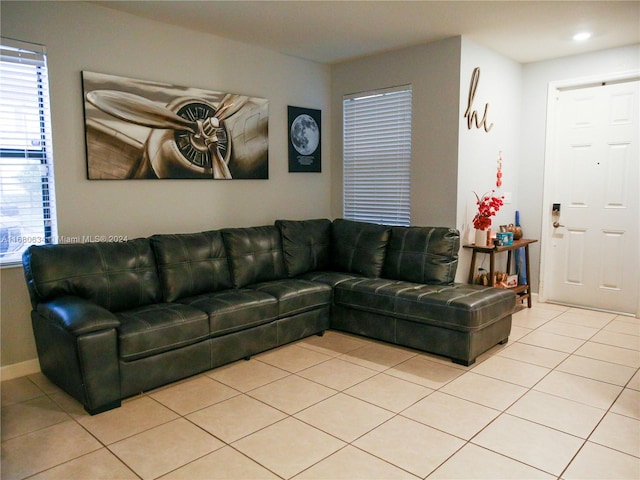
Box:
1;359;40;381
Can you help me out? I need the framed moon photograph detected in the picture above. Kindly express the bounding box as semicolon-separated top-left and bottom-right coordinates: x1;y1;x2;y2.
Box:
288;106;321;172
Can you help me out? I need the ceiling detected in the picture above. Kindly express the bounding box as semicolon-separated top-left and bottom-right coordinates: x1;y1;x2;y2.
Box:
94;1;640;64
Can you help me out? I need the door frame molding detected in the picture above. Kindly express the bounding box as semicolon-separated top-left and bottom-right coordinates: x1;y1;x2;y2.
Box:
539;69;640;316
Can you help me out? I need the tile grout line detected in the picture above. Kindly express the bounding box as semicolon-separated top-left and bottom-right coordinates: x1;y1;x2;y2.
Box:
422;306;621;478
557;364;640;479
3;304;638;479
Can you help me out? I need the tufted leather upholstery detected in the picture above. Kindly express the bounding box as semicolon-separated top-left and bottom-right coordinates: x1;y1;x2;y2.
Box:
116;303;209;362
334;278;514;331
178;288;278;338
222;226;287;288
250;279;332;318
297;270;361;288
23;239;161;312
331;219;390;277
275;219;331;277
23;217;515;414
382;226;460;285
151;231;232;302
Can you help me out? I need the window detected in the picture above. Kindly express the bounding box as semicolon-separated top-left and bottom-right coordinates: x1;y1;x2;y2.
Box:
343;85;412;226
0;38;57;265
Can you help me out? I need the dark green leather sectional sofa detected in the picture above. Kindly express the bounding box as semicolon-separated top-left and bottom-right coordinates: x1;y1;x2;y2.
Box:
22;218;515;415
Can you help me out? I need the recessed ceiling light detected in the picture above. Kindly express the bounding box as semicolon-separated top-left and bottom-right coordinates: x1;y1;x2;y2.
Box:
573;32;592;41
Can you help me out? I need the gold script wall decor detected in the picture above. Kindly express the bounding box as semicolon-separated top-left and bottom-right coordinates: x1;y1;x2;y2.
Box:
464;67;493;133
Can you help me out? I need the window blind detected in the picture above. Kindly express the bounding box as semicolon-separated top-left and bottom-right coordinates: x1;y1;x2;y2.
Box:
343;85;412;226
0;38;57;265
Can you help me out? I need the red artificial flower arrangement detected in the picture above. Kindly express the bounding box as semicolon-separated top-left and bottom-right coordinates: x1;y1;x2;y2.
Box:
473;190;504;230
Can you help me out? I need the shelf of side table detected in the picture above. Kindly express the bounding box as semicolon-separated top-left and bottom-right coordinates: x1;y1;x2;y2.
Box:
463;238;538;308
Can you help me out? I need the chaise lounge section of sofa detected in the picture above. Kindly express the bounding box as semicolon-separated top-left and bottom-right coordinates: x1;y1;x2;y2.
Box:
22;218;515;414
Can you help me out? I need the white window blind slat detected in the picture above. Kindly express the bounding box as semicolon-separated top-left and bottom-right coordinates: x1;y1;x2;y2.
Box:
0;38;57;265
343;85;412;226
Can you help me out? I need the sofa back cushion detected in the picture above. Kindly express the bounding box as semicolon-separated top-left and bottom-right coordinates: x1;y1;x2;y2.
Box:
222;226;287;288
22;238;161;312
331;219;390;277
275;219;331;277
382;226;459;285
150;231;232;302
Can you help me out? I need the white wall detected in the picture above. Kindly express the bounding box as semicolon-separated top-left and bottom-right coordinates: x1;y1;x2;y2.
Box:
330;36;523;285
0;1;331;371
456;38;522;282
3;1;637;373
330;37;462;226
519;45;640;294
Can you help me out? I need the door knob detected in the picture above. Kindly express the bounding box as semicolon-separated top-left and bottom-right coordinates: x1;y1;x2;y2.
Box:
553;221;565;228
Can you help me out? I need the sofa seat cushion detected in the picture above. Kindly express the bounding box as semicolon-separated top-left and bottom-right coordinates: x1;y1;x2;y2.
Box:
116;303;209;362
178;289;278;338
334;278;515;331
297;271;362;288
250;279;332;318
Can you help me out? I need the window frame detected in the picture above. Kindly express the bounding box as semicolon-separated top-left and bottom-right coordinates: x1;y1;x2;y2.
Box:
0;38;57;267
342;84;412;227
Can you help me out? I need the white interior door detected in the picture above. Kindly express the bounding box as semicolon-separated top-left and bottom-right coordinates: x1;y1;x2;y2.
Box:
544;79;639;315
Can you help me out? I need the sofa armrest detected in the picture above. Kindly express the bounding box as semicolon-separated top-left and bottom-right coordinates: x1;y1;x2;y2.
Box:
36;296;120;336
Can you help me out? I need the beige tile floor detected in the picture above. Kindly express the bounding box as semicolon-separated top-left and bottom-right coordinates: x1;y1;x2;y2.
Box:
2;299;639;479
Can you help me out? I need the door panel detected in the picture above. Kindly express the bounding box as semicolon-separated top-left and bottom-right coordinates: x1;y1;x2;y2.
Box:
546;80;638;314
605;143;629;206
601;230;624;289
565;229;586;285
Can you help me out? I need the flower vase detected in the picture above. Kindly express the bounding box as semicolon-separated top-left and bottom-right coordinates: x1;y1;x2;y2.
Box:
475;229;488;247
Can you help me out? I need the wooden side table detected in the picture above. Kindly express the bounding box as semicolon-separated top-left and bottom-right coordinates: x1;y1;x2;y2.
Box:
463;238;538;308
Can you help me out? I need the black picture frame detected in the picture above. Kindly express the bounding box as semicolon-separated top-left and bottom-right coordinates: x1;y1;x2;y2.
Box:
288;106;321;172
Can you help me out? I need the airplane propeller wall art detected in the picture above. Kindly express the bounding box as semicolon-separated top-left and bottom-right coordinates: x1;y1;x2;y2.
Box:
82;71;269;180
